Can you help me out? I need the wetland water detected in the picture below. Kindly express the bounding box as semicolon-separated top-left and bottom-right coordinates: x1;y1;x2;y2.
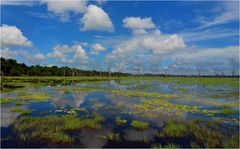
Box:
1;77;239;148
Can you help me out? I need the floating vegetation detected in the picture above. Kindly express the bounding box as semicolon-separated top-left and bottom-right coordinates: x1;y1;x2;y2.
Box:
13;114;105;144
151;143;180;148
131;120;148;130
11;107;32;116
15;101;24;106
220;105;237;115
55;107;87;116
0;98;11;104
111;90;177;99
133;99;221;117
107;133;120;141
116;116;127;126
54;87;103;93
11;107;22;112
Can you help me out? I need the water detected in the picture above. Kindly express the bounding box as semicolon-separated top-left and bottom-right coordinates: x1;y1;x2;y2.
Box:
1;79;239;148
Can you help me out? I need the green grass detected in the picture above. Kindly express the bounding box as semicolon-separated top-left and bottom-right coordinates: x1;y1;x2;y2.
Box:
13;114;105;144
131;120;148;130
116;116;127;126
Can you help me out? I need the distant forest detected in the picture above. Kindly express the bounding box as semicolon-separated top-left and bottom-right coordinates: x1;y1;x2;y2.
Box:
0;57;238;77
0;57;129;77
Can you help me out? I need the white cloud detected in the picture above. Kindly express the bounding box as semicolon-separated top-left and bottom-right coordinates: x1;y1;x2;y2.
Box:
107;29;185;61
0;25;32;48
90;43;106;55
0;48;19;59
47;44;89;64
123;17;155;30
33;53;46;61
1;0;36;6
73;45;89;62
41;0;87;22
181;28;238;42
197;1;239;29
80;4;114;32
168;46;239;75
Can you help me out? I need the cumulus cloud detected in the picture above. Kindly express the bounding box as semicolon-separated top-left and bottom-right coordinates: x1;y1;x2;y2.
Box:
90;43;106;54
47;44;89;64
123;17;156;34
41;0;87;22
33;53;46;61
0;48;19;59
123;17;155;30
0;25;32;47
167;46;239;75
0;48;46;64
107;29;185;61
80;4;114;32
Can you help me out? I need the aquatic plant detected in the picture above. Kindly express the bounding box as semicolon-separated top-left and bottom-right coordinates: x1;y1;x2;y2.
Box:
11;107;23;112
116;116;127;126
15;101;24;106
159;121;188;138
131;120;148;130
21;109;32;116
133;99;221;118
10;107;32;115
158;120;239;148
0;98;11;104
151;143;180;148
13;114;105;144
111;90;178;99
221;106;236;115
107;133;120;141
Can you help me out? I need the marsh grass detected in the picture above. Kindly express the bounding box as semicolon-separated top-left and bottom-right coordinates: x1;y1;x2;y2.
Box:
1;95;51;105
158;120;239;148
159;121;188;138
13;114;105;144
131;120;148;130
116;116;127;126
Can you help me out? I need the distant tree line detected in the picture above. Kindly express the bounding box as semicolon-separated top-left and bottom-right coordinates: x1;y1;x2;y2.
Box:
0;57;129;77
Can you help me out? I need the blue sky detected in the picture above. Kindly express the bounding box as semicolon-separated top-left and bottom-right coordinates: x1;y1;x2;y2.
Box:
1;0;239;75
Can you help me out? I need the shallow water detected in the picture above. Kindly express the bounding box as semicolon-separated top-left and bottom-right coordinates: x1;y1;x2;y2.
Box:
1;79;239;148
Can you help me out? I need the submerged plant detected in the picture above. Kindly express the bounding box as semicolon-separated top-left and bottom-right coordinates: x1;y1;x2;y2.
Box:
131;120;148;130
116;116;127;126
